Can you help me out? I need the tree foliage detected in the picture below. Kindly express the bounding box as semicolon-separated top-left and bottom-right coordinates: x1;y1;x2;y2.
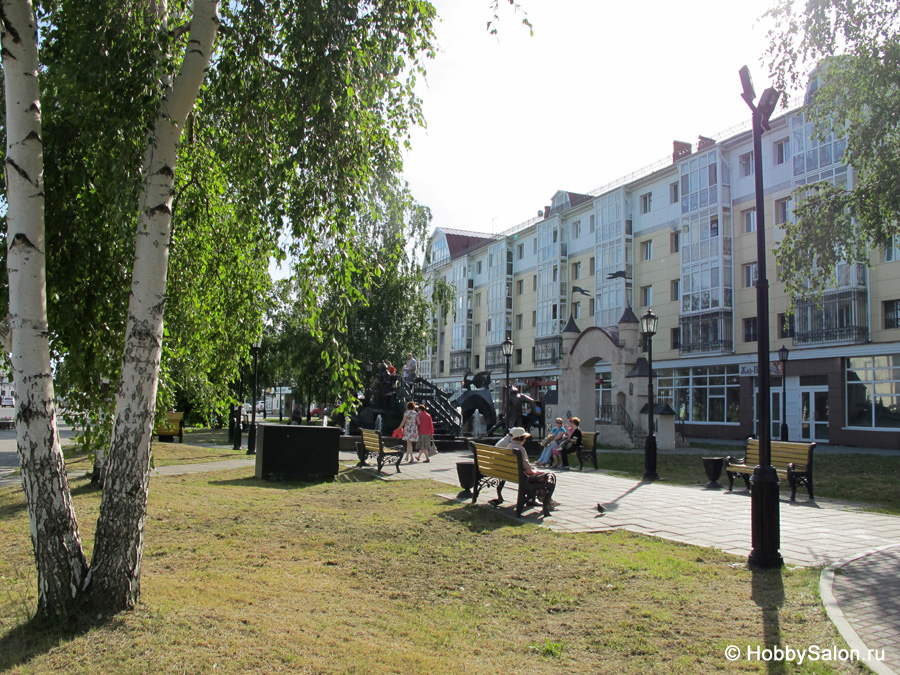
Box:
2;0;438;621
764;0;900;298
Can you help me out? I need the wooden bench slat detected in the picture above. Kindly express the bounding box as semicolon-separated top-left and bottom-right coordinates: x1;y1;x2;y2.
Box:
470;442;556;517
356;429;403;474
724;438;815;501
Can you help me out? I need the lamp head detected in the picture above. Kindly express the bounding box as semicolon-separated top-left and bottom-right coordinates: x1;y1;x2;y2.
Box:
739;65;756;107
501;336;514;357
640;308;658;338
778;345;789;363
758;87;781;128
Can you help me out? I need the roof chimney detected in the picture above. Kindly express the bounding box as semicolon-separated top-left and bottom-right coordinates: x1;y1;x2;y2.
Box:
673;140;692;163
698;135;716;151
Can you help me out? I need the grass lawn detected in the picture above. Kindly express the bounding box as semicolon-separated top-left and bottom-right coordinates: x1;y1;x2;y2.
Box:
0;452;867;674
595;446;900;514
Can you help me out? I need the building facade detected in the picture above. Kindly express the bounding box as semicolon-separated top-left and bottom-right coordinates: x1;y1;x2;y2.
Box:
422;96;900;449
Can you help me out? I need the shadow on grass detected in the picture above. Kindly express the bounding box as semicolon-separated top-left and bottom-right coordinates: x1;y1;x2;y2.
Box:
207;466;380;491
0;611;114;672
436;499;529;532
0;477;98;519
751;566;786;675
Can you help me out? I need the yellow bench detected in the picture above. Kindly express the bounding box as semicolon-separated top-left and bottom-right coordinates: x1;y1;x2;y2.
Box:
470;442;556;517
725;438;815;501
356;428;403;473
154;412;185;443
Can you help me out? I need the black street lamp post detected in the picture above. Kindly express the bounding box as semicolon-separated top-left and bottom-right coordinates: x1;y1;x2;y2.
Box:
779;345;789;441
640;308;659;482
740;65;784;569
501;336;514;427
247;338;262;455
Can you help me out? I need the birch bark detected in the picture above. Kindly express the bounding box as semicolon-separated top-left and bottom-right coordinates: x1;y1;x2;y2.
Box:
1;0;88;619
85;0;220;611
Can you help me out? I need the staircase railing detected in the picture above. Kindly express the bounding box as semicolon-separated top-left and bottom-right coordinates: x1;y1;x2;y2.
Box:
397;378;461;435
598;404;641;446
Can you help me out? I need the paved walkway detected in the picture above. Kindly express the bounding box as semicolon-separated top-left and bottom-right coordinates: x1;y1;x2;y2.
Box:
1;445;898;673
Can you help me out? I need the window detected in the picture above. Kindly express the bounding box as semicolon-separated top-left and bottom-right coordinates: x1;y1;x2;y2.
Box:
476;261;482;274
573;220;581;239
474;355;480;369
533;238;538;254
573;302;581;319
739;151;754;177
847;356;900;428
670;181;679;204
640;285;652;307
671;279;680;302
671;327;681;349
475;323;481;338
517;243;524;260
642;240;653;261
885;301;900;329
516;279;523;295
516;313;523;330
532;310;536;327
775;198;791;225
743;208;756;233
439;360;445;374
656;365;741;423
533;275;537;292
744;317;758;342
475;293;482;307
572;261;581;280
670;231;680;253
589;256;595;276
640;192;652;214
743;262;758;288
774;138;790;165
885;235;900;262
515;348;523;366
589;298;595;317
777;313;795;338
589;215;595;233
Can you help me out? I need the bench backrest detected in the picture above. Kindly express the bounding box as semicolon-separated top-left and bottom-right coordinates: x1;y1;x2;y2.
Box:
361;428;382;452
471;442;523;484
155;412;184;434
581;431;597;451
745;438;815;470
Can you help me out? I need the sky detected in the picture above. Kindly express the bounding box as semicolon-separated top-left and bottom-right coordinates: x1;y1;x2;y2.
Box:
402;0;800;238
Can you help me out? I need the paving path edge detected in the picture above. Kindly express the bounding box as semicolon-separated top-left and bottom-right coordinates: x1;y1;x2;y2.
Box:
820;544;900;675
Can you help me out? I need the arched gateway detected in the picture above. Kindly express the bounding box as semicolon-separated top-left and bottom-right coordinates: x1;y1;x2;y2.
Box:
557;307;673;449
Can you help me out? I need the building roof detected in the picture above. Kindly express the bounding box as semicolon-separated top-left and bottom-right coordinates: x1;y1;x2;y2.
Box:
437;228;501;260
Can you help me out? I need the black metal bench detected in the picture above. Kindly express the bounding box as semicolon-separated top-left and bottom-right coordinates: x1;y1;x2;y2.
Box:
725;438;816;501
573;430;599;471
356;428;403;474
470;442;557;517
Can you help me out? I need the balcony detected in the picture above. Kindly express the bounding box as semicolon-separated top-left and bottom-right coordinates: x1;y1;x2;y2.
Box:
534;336;562;368
794;288;869;347
678;309;734;356
449;350;472;376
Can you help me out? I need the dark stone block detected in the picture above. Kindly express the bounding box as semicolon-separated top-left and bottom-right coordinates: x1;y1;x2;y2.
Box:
255;424;341;481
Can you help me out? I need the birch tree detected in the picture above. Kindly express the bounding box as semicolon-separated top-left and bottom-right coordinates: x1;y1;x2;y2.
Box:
2;0;437;620
765;0;900;297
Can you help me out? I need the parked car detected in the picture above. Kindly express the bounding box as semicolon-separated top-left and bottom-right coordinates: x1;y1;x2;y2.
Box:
1;397;14;407
310;407;324;417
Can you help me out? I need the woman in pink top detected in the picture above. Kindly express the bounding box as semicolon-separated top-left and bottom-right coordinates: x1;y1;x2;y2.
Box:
415;404;435;462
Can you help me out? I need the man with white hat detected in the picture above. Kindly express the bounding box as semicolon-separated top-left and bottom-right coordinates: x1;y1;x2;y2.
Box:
508;426;559;509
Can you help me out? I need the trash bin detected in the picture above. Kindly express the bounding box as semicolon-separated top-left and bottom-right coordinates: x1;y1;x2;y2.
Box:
255;424;341;481
456;461;476;498
702;456;724;490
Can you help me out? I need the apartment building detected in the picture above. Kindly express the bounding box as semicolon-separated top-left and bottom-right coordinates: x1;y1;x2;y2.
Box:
421;98;900;449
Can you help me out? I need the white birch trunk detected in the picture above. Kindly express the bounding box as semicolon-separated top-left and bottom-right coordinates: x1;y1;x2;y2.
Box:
86;0;220;611
1;0;88;618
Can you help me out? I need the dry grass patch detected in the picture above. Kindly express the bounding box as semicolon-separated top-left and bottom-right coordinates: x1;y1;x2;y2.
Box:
0;465;866;674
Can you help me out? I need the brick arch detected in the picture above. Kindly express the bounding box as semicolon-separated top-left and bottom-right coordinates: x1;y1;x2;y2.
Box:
560;327;622;422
